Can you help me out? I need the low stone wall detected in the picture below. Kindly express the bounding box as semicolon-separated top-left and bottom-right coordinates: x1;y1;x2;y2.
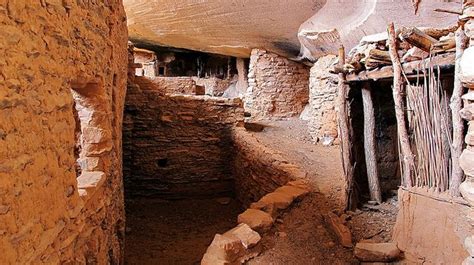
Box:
231;127;307;206
123;79;244;198
393;188;471;264
193;77;233;96
147;76;197;94
134;48;157;77
307;55;338;144
245;49;310;120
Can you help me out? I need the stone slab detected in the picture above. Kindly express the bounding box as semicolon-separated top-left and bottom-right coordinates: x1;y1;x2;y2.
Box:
354;242;401;262
237;209;274;233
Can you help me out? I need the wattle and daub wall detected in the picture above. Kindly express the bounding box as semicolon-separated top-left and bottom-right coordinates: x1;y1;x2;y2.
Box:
0;1;128;264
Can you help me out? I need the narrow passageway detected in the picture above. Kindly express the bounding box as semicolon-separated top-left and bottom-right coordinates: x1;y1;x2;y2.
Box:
245;119;397;264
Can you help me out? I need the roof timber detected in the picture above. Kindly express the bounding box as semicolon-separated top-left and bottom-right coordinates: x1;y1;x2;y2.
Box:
346;52;455;82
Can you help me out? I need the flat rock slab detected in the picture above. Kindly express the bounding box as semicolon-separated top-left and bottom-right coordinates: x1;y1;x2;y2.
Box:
224;223;261;249
287;180;312;190
250;192;293;215
354;242;401;262
275;185;310;200
201;234;245;265
324;212;352;248
238;209;274;233
250;182;311;217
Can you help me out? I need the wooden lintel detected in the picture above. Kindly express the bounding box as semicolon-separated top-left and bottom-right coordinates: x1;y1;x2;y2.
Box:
346;53;455;82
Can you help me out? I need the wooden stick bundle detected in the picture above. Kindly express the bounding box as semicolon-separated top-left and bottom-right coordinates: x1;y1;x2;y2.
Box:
406;64;452;192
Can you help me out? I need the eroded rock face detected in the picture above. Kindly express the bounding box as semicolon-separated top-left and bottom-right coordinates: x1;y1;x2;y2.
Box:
124;0;324;58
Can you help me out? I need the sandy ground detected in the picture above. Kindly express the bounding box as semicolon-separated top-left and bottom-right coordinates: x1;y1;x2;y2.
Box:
124;198;242;265
247;119;397;264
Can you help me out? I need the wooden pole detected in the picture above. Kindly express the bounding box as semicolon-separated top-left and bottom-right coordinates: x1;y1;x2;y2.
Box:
336;45;356;209
362;83;383;203
450;27;469;196
387;23;415;188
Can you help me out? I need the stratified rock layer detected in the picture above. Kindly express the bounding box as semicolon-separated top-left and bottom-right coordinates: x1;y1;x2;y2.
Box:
124;0;324;57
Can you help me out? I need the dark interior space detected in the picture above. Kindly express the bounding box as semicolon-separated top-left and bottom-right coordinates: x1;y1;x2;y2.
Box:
349;81;400;204
133;41;238;78
350;69;455;204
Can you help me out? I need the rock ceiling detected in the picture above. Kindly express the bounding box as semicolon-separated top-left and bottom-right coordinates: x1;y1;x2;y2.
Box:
124;0;460;60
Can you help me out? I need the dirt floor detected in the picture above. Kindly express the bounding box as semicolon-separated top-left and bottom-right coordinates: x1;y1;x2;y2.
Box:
124;118;398;264
124;197;242;265
246;118;398;264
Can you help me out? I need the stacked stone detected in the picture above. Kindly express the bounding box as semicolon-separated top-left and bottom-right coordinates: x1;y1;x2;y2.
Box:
307;55;339;145
459;1;474;264
244;49;310;121
459;0;474;205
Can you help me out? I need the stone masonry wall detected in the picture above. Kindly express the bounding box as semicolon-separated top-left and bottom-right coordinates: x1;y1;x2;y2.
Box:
147;76;197;95
123;77;244;198
134;49;157;78
451;2;474;263
245;49;310;120
308;55;338;144
231;127;307;206
0;1;128;264
193;77;233;96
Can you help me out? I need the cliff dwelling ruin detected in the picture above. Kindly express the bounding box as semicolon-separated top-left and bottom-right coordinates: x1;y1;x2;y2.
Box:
2;0;474;264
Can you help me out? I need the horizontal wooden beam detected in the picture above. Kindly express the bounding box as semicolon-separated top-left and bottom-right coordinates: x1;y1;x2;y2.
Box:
347;52;455;82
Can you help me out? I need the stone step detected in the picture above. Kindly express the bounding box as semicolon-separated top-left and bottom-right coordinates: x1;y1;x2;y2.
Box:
354;242;402;262
237;209;274;233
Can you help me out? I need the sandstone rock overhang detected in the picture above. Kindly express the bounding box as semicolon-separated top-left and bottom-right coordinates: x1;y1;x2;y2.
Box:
124;0;326;58
124;0;459;59
298;0;460;61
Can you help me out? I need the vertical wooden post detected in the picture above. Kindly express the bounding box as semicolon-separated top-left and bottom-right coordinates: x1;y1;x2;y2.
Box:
387;23;415;187
362;83;383;203
336;45;356;210
450;27;469;196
